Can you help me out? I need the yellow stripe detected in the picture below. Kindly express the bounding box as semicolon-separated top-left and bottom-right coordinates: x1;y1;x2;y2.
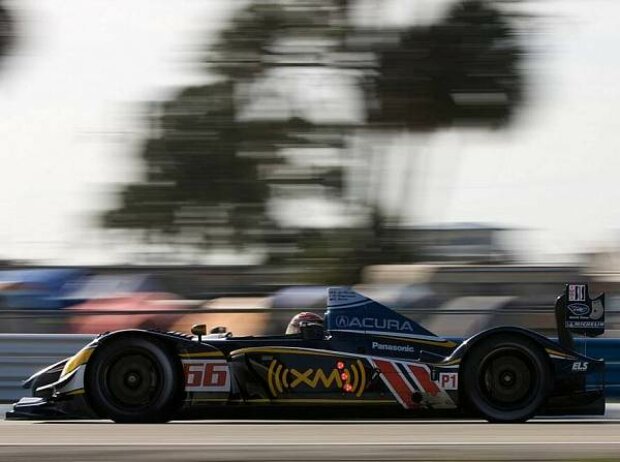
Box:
375;335;457;348
356;359;366;398
272;399;396;404
230;347;353;358
230;345;460;369
65;388;85;396
179;351;224;358
545;348;572;359
221;398;396;405
267;359;278;397
62;347;95;377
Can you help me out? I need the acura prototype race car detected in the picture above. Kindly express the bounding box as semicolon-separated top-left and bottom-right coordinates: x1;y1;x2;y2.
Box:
7;284;607;423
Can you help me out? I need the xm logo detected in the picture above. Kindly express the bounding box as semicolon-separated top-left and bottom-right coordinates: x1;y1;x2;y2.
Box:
267;359;366;397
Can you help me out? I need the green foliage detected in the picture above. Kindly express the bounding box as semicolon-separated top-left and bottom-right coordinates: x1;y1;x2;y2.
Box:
370;0;523;130
207;0;350;81
103;81;338;248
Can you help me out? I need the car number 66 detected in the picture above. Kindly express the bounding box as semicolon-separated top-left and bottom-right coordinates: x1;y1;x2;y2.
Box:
182;359;230;392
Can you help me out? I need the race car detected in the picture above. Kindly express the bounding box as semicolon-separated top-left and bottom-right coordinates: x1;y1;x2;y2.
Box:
7;283;606;423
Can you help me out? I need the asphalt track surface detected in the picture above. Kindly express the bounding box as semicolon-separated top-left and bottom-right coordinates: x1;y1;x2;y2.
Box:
1;406;620;461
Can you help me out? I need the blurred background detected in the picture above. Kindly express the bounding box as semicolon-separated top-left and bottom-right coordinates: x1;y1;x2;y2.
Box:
0;0;620;338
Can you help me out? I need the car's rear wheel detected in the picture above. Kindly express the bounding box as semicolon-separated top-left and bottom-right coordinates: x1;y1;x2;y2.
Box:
462;334;551;423
85;337;182;423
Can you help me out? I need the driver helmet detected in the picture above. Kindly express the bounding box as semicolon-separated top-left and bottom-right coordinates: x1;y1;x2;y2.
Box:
286;312;323;335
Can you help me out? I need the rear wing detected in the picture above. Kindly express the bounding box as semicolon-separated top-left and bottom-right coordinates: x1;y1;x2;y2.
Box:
555;283;605;350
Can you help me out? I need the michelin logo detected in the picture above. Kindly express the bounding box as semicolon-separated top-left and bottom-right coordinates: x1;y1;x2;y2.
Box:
372;342;416;353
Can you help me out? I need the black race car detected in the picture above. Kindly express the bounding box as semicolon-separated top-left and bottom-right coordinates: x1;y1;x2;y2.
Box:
7;284;606;423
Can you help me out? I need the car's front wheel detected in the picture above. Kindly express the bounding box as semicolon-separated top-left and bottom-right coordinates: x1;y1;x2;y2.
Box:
85;337;182;423
462;334;551;423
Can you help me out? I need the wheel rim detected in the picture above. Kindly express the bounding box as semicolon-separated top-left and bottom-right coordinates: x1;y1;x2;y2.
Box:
102;349;163;410
478;347;539;411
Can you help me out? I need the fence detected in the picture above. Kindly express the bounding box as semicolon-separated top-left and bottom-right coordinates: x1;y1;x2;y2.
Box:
2;305;620;338
0;334;94;402
1;307;620;403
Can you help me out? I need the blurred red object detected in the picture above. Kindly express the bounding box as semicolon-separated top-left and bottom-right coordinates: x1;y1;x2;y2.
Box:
170;297;271;337
65;292;188;334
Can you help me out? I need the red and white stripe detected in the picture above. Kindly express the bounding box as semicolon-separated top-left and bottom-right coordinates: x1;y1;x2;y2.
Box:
406;364;440;396
371;359;418;409
371;358;455;410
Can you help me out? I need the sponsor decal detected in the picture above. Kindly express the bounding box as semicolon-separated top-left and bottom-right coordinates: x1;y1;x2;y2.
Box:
438;372;458;390
591;299;604;320
182;359;230;392
332;316;416;332
563;284;605;334
572;361;589;372
568;284;586;302
329;289;366;305
565;320;604;328
335;315;348;329
371;341;416;353
567;303;590;316
267;359;366;397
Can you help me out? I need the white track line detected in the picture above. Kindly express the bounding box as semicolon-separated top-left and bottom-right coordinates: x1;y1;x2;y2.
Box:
3;403;620;422
0;441;618;447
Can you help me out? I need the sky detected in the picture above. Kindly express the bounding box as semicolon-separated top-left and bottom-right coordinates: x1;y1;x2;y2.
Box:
0;0;619;263
0;0;230;262
418;0;620;261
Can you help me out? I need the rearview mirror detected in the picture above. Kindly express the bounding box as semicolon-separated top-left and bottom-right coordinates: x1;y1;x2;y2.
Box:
191;324;207;339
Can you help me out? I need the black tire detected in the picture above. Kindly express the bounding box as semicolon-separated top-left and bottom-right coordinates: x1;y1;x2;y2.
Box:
85;336;182;423
462;334;551;423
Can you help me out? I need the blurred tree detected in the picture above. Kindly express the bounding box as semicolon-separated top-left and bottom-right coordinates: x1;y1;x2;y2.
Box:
102;0;529;281
103;81;343;251
104;0;352;257
318;0;527;269
207;0;350;82
0;2;15;68
370;0;523;129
